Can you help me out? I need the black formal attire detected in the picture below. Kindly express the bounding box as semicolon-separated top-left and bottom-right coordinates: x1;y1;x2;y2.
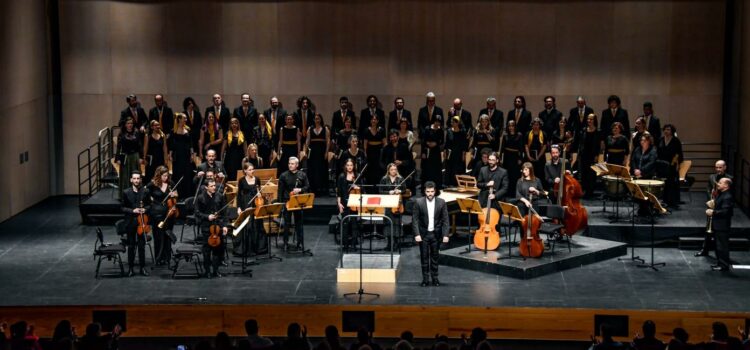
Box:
121;186;150;270
710;189;734;269
477;165;509;208
707;173;733;200
417;105;444;139
657;136;683;207
551;128;577;163
388;109;412;132
411;196;450;283
337;173;360;248
479;108;504;135
206;104;231;132
568;106;594;136
538;108;563;137
421;126;444;190
501;132;524;196
184;108;203;152
307;126;329;195
525;130;548;184
379;174;407;246
630;337;665;350
195;190;228;275
508;108;532;135
193;160;225;195
642;115;661;145
201;124;223;158
380;141;415;185
146;181;175;264
578;128;602;197
278;126;299;174
449;109;473;131
278;169;310;248
144;133;166;182
471;160;488;179
364;127;386;192
148;105;174;135
600;107;630;137
338;148;366;177
265;107;288;135
359;108;386;138
236;176;267;255
444;128;468;187
117;130;143;200
169;131;195;199
544;158;569;193
605;134;630;166
331;109;356;136
233;105;259;139
120;105;148;130
224;131;246;182
470;128;496;167
516;177;545;216
630;146;658;179
631;131;646;152
294;108;315;137
252;124;275;168
336;129;355;155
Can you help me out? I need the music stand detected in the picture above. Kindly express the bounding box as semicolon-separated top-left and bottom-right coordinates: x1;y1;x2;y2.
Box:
286;193;315;256
619;181;646;265
254;203;284;263
499;201;524;258
231;208;258;275
457;198;482;255
637;191;667;271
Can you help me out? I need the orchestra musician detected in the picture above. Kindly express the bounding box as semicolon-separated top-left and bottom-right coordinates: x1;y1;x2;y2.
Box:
477;152;509;210
380;163;407;247
630;133;658;179
120;171;150;277
516;162;545;216
195;178;229;278
704;178;734;271
412;181;450;287
337;159;360;250
544;145;570;193
236;162;267;255
194;149;225;189
278;157;310;252
146;166;177;265
445;117;468;187
697;160;733;258
251;114;274;168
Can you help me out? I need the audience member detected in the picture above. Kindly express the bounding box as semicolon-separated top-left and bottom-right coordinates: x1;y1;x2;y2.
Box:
317;326;345;350
400;331;414;345
77;323;120;350
589;323;627;350
49;320;77;350
0;322;7;350
666;327;695;350
238;339;252;350
195;339;214;350
9;321;41;350
632;320;665;350
215;331;235;350
245;319;274;350
282;323;311;350
394;330;414;350
697;322;743;350
460;327;488;350
348;328;381;350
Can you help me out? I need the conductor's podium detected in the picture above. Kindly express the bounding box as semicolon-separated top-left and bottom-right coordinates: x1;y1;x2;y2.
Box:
336;254;401;283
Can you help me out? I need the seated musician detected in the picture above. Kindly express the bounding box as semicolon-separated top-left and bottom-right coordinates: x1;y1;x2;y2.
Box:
380;163;407;246
198;169;225;195
380;130;414;189
277;157;310;252
630;133;658;179
195;178;228;278
337;159;360;250
544;145;570;193
194;149;225;188
516;162;546;216
476;152;509;210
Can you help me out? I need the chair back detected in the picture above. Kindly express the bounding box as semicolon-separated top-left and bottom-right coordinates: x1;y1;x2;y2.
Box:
182;196;195;214
539;204;565;220
95;227;104;250
115;219;127;235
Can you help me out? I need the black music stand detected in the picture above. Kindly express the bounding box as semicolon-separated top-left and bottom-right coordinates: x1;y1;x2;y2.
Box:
286;193;315;256
457;198;483;255
619;181;646;265
499;201;524;259
254;203;284;263
637;191;667;271
602;164;630;223
231;208;258;275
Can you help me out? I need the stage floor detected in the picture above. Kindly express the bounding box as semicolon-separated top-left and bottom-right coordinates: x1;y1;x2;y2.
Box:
1;196;749;312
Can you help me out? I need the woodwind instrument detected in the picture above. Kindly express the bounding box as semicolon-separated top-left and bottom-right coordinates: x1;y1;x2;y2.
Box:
706;183;717;234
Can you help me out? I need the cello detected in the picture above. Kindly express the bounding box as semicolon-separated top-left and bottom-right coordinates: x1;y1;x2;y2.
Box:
473;183;501;251
519;193;544;258
553;142;588;236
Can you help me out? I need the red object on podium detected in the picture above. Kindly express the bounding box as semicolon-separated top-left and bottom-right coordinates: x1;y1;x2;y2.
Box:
367;197;381;205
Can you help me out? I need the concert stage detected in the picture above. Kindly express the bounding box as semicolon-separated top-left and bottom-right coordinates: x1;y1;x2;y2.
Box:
3;196;750;341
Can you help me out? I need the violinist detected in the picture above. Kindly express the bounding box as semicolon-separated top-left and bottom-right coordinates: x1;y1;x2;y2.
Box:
278;157;310;252
477;152;509;209
544;145;570;193
146;166;178;266
236;162;267;255
195;178;229;278
337;159;360;250
194;149;225;188
120;171;150;277
516;162;545;216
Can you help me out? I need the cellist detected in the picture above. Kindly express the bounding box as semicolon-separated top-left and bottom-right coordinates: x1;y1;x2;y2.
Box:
120;171;150;277
476;152;509;211
516;162;545;216
544;145;570;193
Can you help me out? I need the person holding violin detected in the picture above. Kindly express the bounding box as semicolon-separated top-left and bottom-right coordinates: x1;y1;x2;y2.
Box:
120;171;150;277
278;157;310;252
236;162;267;255
476;152;509;210
544;145;570;192
146;166;178;266
516;162;545;216
380;163;408;247
194;149;225;189
195;178;229;278
337;158;360;251
412;181;449;287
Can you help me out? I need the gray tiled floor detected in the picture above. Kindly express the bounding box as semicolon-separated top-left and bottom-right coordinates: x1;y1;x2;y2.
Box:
1;197;749;312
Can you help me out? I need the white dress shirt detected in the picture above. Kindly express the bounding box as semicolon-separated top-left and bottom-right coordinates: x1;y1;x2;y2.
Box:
427;198;436;231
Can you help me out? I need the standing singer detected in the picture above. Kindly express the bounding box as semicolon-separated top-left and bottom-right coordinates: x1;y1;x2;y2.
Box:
412;181;449;287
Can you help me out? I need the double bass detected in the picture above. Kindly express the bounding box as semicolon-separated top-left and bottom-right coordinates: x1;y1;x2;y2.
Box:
553;142;588;236
473;183;501;251
519;194;544;258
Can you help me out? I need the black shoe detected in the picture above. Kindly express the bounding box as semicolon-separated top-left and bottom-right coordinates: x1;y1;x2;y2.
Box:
204;272;212;279
432;278;440;286
140;268;150;276
711;265;729;271
221;261;228;267
127;268;135;277
213;271;223;278
420;280;430;287
695;250;709;257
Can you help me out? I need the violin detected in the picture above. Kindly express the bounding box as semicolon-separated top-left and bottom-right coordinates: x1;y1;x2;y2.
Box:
519;194;544;258
553;142;588;236
347;164;367;212
207;201;232;248
473;183;501;251
158;176;183;229
137;201;151;236
391;170;415;215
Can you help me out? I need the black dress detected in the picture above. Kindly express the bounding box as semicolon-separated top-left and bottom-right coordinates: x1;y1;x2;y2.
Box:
445;128;468;187
145;133;166;182
202;126;222;158
605;134;630;166
169;131;194;201
308;127;329;195
658;136;683;207
578;128;602;197
525;130;547;184
364;127;386;192
278;126;299;174
337;173;359;248
224;132;246;182
146;181;175;264
338;148;367;176
337;129;355;152
552;128;576;163
515;177;545;216
470;129;494;166
117;130;142;200
252;125;274;168
501;132;524;196
422;126;444;190
236;176;267;255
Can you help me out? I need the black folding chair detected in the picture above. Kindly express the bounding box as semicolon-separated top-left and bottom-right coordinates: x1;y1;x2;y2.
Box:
537;204;571;254
179;196;199;243
93;227;126;279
